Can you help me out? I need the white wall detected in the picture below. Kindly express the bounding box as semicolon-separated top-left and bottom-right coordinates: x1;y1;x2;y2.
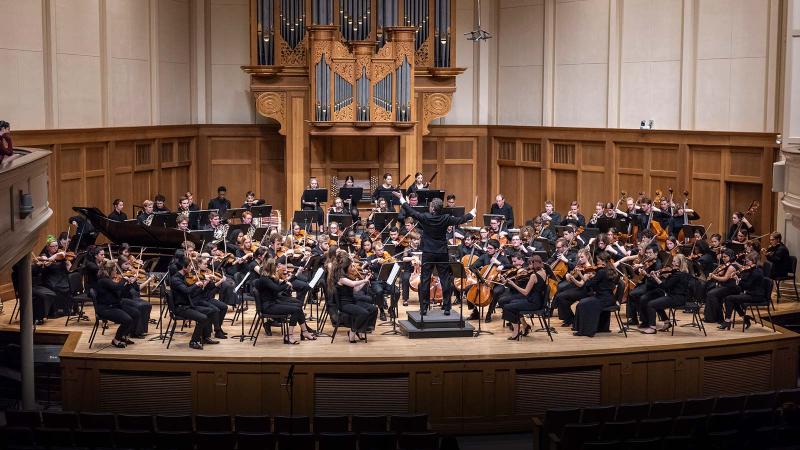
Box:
0;0;252;130
447;0;781;132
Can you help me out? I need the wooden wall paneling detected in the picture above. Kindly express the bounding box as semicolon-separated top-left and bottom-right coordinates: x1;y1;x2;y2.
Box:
553;170;578;214
691;178;723;235
259;137;286;214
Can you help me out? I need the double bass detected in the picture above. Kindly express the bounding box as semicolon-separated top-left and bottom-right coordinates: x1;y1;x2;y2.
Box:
409;254;443;303
649;190;669;249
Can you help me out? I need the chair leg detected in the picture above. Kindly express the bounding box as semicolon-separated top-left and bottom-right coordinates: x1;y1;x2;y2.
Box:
776;280;782;303
670;309;676;336
539;315;553;342
166;319;178;349
766;305;776;332
9;300;18;324
697;311;707;336
794;279;799;301
252;315;262;347
330;323;338;344
616;311;627;337
162;316;172;344
88;319;100;349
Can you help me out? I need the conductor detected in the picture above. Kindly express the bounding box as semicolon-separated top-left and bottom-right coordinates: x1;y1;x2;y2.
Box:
393;191;476;315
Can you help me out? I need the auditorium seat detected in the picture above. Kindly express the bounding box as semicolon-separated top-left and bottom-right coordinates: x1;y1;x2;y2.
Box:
5;410;41;428
706;411;741;433
621;437;659;450
42;411;80;429
274;416;311;434
580;405;616;424
389;413;429;432
533;407;581;450
647;400;683;419
114;429;153;449
670;414;707;438
397;431;440;450
317;431;357;450
74;428;114;448
116;414;154;431
276;431;315;450
713;394;747;413
549;423;601;450
778;387;800;405
680;397;715;416
351;415;388;433
741;408;777;429
744;391;778;410
581;441;620;450
234;414;272;433
237;431;276;450
598;421;636;441
358;431;397;450
155;414;194;432
34;427;75;448
196;431;235;450
312;415;349;433
635;418;671;439
194;414;232;432
614;403;650;422
155;430;194;450
1;426;35;448
79;412;116;431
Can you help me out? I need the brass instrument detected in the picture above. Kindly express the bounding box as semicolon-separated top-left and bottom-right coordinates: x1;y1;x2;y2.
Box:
213;224;229;243
144;214;154;226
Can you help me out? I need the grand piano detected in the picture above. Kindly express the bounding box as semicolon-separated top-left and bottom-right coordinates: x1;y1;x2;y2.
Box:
73;207;210;249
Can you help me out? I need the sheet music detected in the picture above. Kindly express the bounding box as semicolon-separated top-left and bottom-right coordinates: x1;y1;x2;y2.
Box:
235;272;251;293
387;263;400;285
308;268;325;289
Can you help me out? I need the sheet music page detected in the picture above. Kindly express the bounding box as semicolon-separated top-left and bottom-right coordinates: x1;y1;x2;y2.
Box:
308;268;325;289
387;263;400;285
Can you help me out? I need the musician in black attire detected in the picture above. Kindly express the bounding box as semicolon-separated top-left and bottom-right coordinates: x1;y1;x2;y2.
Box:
764;232;792;278
93;262;142;348
573;252;619;337
490;194;514;228
14;260;58;325
36;236;73;316
702;249;738;324
136;200;154;224
112;258;152;338
397;234;419;307
560;201;586;228
720;253;765;330
328;252;379;343
641;254;694;334
502;254;548;339
468;239;510;322
397;192;421;224
154;194;170;213
266;235;311;306
208;186;231;215
539;201;561;231
618;244;661;326
395;191;476;315
169;258;219;349
372;173;401;207
554;248;593;327
458;233;483;258
108;199;128;222
252;258;317;344
242;191;265;208
192;258;230;339
726;211;754;242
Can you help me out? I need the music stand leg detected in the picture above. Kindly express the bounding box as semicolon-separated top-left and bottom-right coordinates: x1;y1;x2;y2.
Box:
381;278;402;335
231;290;255;342
473;283;493;337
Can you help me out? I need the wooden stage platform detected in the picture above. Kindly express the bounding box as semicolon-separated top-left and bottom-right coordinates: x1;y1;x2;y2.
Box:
2;295;799;433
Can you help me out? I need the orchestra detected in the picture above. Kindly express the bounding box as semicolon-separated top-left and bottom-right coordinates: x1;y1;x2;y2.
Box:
20;173;797;351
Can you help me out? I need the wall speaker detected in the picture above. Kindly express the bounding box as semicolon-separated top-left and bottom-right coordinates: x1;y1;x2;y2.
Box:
773;160;786;193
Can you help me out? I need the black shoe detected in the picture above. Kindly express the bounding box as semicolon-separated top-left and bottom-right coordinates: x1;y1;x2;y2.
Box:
111;339;127;348
508;333;521;341
379;311;387;322
484;313;493;323
420;308;428;316
522;324;532;336
131;334;146;339
717;322;732;330
468;310;480;320
189;341;203;350
443;309;451;316
627;319;639;326
214;331;228;339
122;338;135;345
35;319;45;326
560;322;573;328
389;309;397;319
203;338;220;345
403;300;409;307
744;316;752;330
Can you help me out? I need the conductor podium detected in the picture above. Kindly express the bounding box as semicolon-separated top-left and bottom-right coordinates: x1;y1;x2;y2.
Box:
398;310;474;339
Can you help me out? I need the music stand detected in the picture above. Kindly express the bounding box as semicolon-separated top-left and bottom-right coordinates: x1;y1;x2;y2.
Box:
224;208;247;222
338;187;363;206
417;189;445;205
226;224;251;243
449;261;468;328
443;206;466;217
328;213;353;230
250;205;273;220
483;214;506;227
252;227;271;243
293;210;320;231
375;188;399;206
189;209;218;230
372;212;398;230
680;225;706;242
188;230;214;247
581;228;600;242
379;263;403;335
534;238;554;254
150;212;177;228
303;188;328;207
595;217;623;234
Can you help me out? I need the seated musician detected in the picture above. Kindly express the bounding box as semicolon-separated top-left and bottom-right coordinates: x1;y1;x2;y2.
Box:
562;225;586;247
502;254;548;340
341;230;358;254
468;239;510;322
301;177;324;223
668;205;700;238
459;233;482;258
702;249;738;325
764;232;791;278
403;217;417;236
744;238;761;262
505;234;531;259
554;248;593;327
108;198;128;222
594;235;623;261
208;185;231;215
732;229;749;245
115;257;153;337
490;194;515;228
136;200;155;225
201;246;239;310
693;232;720;275
560;201;586;228
177;196;192;216
573;252;619;337
720;253;765;330
366;240;398;319
188;257;230;339
386;227;402;247
153;194;170;213
361;222;380;243
531;217;556;246
328;196;346;215
397;192;420;223
35;235;73;317
640;254;695;334
170;258;219;350
252;259;317;344
618;244;661;327
657;197;674;230
446;194;457;208
540;200;562;230
446;225;465;246
632;198;669;240
373;173;400;207
94;261;142;348
266;234;311;305
328;252;379;343
242;190;265;208
587;202;604;228
240;211;256;237
477;227;491;250
604;228;631;258
328;221;342;245
397;233;420;307
16;258;58;325
727;211;755;242
184;191;200;211
68;214;97;250
203;212;227;244
368;198;391;224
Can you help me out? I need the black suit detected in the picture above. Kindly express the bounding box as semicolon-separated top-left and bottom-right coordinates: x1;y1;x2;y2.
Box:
400;203;474;312
170;273;215;343
108;210;128;222
490;203;514;228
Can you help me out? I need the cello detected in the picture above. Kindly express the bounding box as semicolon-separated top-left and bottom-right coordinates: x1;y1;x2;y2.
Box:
465;258;501;307
649;190;669;250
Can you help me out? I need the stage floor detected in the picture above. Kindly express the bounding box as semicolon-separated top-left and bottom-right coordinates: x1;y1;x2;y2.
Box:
2;293;798;363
